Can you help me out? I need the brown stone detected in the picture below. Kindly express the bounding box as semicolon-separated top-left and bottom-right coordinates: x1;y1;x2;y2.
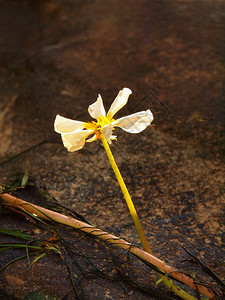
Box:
0;0;224;299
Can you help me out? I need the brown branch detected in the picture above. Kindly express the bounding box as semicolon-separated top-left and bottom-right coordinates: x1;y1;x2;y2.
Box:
1;193;216;299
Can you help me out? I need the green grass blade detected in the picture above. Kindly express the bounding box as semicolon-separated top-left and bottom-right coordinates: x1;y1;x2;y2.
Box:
21;174;29;187
0;243;43;250
32;252;46;264
0;228;34;241
0;252;39;271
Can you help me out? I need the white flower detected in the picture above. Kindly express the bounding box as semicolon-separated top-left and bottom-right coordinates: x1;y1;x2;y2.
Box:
54;88;153;152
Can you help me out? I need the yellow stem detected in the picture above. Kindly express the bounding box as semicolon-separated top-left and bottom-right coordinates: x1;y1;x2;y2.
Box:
101;138;198;300
101;138;151;253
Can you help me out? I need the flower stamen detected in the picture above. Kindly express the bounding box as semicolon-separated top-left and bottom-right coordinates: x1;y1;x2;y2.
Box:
84;116;113;141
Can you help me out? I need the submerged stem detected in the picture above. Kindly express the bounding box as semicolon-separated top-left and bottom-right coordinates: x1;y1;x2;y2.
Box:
1;193;215;299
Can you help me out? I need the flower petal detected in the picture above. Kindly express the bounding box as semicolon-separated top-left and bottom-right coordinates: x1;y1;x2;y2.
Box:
108;135;117;144
61;129;93;152
88;94;106;119
107;88;132;120
86;134;97;143
113;109;153;133
54;115;85;133
101;123;114;142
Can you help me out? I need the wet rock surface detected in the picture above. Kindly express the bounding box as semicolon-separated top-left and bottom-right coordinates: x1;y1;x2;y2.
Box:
0;0;224;299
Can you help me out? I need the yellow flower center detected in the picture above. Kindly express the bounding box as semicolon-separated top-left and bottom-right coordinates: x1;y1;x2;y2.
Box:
84;116;113;140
